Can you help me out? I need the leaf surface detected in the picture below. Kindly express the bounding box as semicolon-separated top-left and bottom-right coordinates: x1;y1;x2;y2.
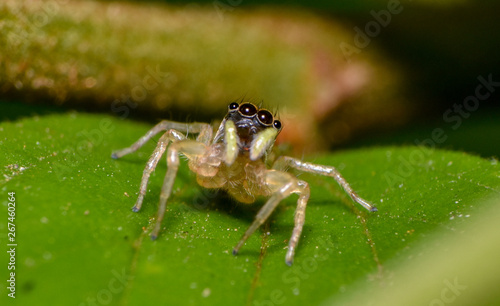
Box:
1;112;499;305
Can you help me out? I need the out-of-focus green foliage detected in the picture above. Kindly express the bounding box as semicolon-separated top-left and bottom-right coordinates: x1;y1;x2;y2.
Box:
1;0;408;151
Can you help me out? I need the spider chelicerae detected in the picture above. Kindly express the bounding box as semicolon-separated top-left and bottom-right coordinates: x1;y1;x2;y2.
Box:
112;102;377;265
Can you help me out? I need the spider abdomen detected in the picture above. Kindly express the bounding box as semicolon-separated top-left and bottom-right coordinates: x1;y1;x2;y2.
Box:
195;155;270;204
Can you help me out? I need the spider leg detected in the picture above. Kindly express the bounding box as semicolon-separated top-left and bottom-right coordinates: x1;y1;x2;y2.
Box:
132;129;186;212
111;121;212;159
286;180;309;265
273;156;377;212
150;140;207;240
233;170;309;266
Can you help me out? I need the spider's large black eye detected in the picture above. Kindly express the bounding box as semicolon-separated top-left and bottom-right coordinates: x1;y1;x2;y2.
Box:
273;120;282;130
257;110;273;125
229;102;239;110
239;103;257;117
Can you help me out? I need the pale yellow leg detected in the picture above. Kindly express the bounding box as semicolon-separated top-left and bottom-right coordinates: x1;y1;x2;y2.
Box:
150;140;207;240
233;170;310;265
130;130;186;212
111;121;211;159
273;156;377;212
285;180;310;266
112;120;212;214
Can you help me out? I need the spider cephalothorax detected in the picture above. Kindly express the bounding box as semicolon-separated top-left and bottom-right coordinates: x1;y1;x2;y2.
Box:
213;102;282;161
112;102;376;265
218;102;281;148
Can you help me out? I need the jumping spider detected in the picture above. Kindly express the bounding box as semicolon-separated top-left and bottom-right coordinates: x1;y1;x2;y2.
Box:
112;102;377;265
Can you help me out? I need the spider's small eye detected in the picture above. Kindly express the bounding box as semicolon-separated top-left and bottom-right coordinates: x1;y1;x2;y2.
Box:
239;103;257;117
229;102;239;110
273;120;282;130
257;110;273;125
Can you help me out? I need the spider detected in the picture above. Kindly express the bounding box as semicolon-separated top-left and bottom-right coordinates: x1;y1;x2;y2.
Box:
111;102;377;265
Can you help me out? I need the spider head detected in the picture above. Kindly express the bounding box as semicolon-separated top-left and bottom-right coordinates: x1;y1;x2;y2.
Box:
226;102;282;147
221;102;282;163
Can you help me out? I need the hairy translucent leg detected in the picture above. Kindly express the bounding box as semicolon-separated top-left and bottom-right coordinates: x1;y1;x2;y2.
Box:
150;140;207;240
286;180;309;265
232;193;284;255
273;156;377;212
129;130;185;212
233;171;309;265
150;144;179;239
111;121;212;159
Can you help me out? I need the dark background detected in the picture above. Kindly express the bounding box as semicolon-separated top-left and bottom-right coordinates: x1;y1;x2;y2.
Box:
152;0;500;157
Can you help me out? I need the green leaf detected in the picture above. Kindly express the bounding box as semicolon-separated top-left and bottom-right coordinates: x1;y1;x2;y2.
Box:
1;112;499;305
328;196;500;306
